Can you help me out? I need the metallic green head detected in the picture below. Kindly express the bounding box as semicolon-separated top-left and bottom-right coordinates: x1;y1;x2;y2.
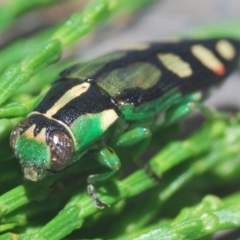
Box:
10;115;74;181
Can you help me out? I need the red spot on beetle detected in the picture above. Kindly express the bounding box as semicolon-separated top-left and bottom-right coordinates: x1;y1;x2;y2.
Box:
214;66;225;76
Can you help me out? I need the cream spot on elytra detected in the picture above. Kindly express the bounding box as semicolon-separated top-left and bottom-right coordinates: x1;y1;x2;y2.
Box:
157;53;193;78
191;45;225;76
216;40;235;60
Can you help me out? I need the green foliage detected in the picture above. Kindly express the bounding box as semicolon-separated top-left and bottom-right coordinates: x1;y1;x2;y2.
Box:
0;0;240;239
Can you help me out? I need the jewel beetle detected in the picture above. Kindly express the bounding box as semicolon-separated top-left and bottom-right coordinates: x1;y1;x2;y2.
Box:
10;38;240;208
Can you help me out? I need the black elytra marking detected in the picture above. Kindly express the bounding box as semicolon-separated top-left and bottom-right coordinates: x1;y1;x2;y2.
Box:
78;38;240;107
51;83;119;126
34;79;82;114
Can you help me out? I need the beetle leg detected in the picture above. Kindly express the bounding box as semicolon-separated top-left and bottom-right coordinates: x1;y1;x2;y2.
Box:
87;147;121;208
114;127;152;147
114;127;161;182
163;101;197;126
163;100;218;127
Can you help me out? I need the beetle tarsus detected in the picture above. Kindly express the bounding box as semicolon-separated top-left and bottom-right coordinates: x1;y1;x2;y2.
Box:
87;184;109;209
144;165;162;184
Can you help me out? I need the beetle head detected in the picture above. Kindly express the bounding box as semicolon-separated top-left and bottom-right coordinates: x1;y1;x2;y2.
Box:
10;115;74;181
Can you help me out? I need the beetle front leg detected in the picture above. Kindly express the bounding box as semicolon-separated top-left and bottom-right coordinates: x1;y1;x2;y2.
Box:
87;127;151;209
87;147;121;209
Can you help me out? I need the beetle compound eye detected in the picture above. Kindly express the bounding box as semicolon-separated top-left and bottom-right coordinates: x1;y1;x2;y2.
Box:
49;131;74;171
10;118;29;149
